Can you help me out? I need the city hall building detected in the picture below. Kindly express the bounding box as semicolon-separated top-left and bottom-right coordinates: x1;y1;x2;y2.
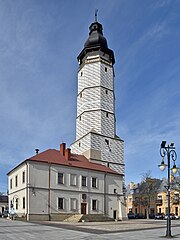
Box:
7;18;125;221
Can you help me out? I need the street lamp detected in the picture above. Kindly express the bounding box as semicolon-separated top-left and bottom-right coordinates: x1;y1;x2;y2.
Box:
159;141;178;238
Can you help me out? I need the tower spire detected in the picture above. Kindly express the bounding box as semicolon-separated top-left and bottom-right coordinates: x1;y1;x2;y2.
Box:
95;9;98;22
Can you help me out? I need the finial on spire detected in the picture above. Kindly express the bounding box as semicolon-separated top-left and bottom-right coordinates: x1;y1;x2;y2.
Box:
95;9;98;22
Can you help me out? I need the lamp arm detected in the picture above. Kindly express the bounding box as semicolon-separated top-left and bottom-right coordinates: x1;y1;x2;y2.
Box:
160;147;167;158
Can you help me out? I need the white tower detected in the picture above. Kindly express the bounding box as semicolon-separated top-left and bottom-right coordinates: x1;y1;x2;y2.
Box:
71;19;124;176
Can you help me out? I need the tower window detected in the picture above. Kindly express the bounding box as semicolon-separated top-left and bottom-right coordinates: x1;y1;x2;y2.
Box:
79;115;81;121
105;89;108;94
81;71;83;76
79;142;81;147
80;93;83;98
105;139;109;145
105;67;107;72
106;112;109;118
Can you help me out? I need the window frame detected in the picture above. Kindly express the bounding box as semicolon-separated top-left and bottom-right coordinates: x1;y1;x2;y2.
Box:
22;171;25;184
70;198;77;211
92;177;97;188
10;179;12;189
15;175;18;187
70;174;77;186
58;197;64;210
58;172;64;185
92;199;97;211
82;176;87;187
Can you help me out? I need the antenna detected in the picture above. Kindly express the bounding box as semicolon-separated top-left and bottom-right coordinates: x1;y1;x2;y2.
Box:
95;9;98;22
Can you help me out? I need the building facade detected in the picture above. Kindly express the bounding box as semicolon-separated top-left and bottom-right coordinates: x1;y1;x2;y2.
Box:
7;18;126;221
7;144;125;221
126;178;180;218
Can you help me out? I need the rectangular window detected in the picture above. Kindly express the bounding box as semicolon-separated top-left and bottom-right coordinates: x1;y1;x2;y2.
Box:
92;199;97;211
23;197;25;209
58;198;64;210
22;171;25;183
105;89;108;94
71;198;77;210
92;177;97;188
82;176;87;187
106;112;109;118
15;175;18;187
70;174;77;186
105;67;107;72
58;173;64;184
10;179;12;189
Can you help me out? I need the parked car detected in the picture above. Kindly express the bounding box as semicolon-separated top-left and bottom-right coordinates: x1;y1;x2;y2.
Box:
155;213;164;220
2;210;8;218
149;214;155;219
9;209;17;220
164;213;176;220
135;213;145;219
127;212;136;219
175;215;179;220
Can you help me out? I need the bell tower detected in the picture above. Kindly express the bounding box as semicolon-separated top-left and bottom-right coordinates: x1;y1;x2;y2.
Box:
71;18;124;175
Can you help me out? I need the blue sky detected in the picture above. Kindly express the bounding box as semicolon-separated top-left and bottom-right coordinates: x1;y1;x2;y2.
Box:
0;0;180;193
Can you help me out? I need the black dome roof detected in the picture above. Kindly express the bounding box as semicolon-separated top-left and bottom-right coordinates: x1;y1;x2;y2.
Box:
84;22;108;48
78;21;115;65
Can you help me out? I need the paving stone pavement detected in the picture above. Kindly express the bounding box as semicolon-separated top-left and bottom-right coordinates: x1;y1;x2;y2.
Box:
0;218;180;240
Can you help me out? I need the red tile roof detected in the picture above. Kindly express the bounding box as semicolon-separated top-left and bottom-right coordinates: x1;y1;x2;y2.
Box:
28;149;119;175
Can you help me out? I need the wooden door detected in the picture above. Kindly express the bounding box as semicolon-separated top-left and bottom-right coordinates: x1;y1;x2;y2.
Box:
81;203;86;214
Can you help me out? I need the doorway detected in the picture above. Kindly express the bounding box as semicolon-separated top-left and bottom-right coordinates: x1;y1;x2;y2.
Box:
81;203;87;214
113;210;117;219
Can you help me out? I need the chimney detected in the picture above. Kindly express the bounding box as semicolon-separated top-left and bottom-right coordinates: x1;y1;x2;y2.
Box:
60;143;66;156
35;149;39;154
65;148;71;160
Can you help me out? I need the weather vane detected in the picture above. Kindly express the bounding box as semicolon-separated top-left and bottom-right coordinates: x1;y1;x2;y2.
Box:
95;9;98;22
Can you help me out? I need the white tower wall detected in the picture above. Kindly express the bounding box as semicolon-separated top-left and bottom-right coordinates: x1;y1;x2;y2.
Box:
71;21;124;176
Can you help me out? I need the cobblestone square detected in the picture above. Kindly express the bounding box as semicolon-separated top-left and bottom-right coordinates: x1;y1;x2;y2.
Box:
0;219;180;240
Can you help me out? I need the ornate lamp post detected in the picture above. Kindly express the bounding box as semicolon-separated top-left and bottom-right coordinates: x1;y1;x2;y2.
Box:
159;141;178;238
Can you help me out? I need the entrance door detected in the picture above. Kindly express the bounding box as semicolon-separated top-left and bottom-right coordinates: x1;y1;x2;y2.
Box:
113;210;117;219
81;203;86;214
